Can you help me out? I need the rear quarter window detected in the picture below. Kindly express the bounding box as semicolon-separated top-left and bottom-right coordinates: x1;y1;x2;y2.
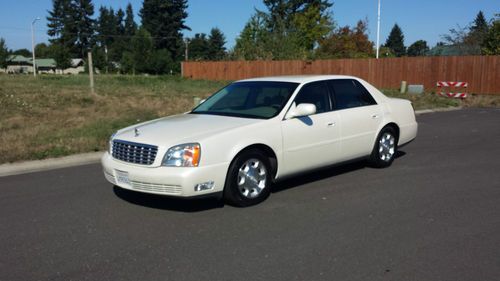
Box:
328;79;377;110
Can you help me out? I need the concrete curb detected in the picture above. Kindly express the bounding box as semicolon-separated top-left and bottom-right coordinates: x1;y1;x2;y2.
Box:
0;152;104;177
415;107;462;115
0;107;463;177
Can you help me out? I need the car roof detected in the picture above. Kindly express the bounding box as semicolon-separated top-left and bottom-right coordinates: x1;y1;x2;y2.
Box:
237;75;359;84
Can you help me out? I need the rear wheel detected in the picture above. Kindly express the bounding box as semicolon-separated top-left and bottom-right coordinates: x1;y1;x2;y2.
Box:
368;127;398;168
224;150;271;207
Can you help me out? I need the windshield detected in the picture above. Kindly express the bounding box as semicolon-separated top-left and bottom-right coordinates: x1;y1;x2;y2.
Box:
191;81;299;119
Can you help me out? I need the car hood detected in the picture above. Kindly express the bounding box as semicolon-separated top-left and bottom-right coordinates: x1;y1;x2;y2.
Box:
114;113;262;147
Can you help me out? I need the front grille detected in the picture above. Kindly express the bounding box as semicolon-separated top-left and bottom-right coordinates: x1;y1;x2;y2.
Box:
112;140;158;165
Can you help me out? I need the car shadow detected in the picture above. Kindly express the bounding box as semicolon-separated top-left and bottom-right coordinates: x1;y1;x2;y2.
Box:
273;150;406;193
113;186;224;212
113;150;406;212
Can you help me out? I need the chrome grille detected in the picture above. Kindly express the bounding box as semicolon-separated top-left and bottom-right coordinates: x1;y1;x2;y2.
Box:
112;140;158;165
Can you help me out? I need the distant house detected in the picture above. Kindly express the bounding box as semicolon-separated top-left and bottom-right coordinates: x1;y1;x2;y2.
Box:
6;55;33;74
5;55;86;75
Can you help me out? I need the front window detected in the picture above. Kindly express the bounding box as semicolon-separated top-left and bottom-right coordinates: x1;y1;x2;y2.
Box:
191;81;299;119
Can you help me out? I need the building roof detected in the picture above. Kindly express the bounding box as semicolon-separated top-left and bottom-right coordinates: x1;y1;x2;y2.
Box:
35;59;57;68
7;55;31;63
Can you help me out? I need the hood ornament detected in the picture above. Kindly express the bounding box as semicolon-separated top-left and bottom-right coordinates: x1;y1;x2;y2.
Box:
134;128;140;137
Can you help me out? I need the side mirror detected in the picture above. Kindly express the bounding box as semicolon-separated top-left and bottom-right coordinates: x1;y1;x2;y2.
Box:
285;103;316;119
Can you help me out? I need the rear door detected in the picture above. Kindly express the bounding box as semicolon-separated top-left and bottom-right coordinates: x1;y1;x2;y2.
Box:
281;81;341;175
328;79;383;160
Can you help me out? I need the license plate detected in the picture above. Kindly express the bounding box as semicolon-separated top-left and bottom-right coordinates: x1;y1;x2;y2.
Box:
115;170;131;186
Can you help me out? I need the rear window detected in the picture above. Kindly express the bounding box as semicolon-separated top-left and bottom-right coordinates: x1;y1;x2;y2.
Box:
328;79;377;110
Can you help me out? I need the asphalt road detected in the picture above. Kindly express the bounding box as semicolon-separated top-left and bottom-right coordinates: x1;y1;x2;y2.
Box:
1;108;499;281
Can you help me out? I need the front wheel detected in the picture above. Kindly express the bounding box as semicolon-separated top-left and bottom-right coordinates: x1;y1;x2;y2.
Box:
368;127;398;168
224;150;272;207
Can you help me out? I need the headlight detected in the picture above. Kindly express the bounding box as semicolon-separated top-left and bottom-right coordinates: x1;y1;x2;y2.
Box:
162;143;201;167
108;132;116;154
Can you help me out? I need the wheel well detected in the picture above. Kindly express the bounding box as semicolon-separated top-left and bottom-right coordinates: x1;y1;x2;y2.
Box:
384;122;400;141
235;144;278;179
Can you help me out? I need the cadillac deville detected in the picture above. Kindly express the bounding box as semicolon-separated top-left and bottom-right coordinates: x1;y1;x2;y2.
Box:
102;75;418;206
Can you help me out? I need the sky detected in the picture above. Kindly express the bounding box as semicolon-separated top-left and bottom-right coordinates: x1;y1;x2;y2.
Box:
0;0;498;51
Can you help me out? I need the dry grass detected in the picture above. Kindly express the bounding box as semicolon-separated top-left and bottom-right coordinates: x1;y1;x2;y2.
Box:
0;74;226;163
0;74;498;163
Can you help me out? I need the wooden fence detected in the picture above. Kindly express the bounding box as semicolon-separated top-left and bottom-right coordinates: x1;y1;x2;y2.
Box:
182;56;500;94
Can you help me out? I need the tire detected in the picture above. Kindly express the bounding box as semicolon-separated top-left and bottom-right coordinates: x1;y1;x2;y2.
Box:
223;149;272;207
368;126;398;168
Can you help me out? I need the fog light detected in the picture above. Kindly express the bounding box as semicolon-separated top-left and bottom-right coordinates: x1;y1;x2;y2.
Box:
194;181;214;192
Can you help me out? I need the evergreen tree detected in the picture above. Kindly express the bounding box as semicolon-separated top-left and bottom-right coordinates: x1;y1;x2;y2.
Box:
482;14;500;55
140;0;190;61
207;28;226;60
471;11;489;34
47;0;73;67
130;27;154;73
188;33;209;61
407;40;429;56
384;24;406;57
0;38;9;68
124;3;137;37
73;0;95;57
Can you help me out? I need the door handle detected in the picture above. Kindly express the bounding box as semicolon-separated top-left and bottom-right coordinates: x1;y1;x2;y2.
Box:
371;114;380;119
327;122;336;127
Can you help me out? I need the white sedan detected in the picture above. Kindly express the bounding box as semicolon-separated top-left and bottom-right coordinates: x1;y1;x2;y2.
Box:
102;75;417;206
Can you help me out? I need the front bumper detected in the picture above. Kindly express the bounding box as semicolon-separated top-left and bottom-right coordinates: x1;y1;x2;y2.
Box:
101;152;229;197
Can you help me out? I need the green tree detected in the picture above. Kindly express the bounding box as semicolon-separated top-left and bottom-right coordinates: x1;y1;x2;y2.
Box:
0;38;9;68
384;24;406;57
482;14;500;55
73;0;95;57
316;19;374;59
188;33;209;61
124;3;137;37
130;27;154;74
150;49;174;74
34;43;56;58
207;28;226;60
407;40;429;56
140;0;190;61
234;14;272;60
234;0;332;60
47;0;76;64
12;49;32;57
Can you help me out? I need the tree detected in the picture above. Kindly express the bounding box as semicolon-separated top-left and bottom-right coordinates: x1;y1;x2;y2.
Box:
482;14;500;55
188;33;209;61
35;43;56;58
12;49;32;57
233;14;272;60
124;3;137;38
140;0;191;61
207;28;226;60
128;27;154;74
316;19;374;59
47;0;95;59
72;0;95;57
407;40;429;56
0;38;9;68
234;0;333;60
385;24;406;57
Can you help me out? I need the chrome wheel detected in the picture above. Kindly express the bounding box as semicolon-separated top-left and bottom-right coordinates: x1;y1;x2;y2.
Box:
379;132;396;162
237;158;267;199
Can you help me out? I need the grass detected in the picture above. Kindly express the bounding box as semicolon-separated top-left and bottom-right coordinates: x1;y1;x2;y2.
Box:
0;74;498;164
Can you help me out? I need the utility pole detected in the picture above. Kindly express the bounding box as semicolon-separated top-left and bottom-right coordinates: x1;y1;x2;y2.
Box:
31;17;41;77
88;51;95;95
184;38;189;61
376;0;381;59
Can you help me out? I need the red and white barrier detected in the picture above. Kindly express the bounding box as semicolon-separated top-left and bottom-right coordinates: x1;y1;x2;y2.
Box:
436;81;468;98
